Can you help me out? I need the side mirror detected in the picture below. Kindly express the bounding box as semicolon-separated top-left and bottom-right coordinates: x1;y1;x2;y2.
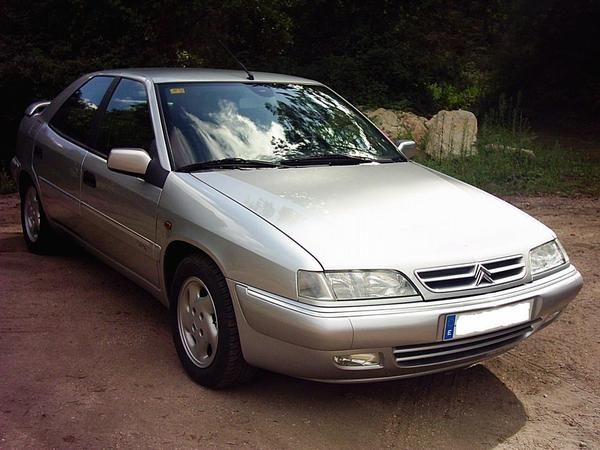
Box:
25;100;51;117
397;140;417;160
107;148;151;178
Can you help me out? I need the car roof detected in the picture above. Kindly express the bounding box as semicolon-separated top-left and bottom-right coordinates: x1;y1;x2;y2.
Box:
90;68;322;85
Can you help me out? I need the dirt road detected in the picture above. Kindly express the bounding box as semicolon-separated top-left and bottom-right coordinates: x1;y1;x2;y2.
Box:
1;193;598;449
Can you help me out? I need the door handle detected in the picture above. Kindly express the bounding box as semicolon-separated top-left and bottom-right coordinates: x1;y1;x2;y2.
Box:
33;145;43;159
83;170;96;188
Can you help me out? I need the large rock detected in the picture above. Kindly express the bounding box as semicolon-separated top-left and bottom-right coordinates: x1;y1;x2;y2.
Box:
397;111;429;143
365;108;479;159
366;108;429;145
425;110;477;158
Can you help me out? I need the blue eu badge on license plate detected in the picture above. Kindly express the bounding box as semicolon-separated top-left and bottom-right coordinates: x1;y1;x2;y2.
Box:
444;314;457;340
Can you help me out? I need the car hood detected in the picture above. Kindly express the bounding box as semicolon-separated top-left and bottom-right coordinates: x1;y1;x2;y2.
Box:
192;163;554;272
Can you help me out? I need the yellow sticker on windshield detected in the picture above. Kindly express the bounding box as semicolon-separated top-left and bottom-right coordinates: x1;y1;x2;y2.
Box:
170;88;185;94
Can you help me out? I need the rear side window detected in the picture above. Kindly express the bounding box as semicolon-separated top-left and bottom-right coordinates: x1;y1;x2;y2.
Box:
96;78;155;156
51;76;114;146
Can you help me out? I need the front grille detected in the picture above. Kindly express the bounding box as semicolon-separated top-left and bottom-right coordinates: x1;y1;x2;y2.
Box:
415;255;526;293
393;321;536;368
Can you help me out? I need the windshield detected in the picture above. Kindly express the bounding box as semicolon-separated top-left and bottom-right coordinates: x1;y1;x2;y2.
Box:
157;82;402;169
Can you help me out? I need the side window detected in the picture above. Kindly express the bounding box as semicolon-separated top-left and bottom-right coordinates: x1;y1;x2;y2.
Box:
51;76;114;146
97;79;155;156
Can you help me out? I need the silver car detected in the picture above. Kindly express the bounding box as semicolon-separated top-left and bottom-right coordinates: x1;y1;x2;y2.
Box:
11;68;583;388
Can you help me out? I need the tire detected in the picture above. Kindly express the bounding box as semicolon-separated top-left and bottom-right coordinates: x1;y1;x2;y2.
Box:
20;181;55;254
170;254;255;389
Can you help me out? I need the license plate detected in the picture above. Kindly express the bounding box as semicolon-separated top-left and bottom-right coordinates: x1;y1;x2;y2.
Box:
443;300;533;341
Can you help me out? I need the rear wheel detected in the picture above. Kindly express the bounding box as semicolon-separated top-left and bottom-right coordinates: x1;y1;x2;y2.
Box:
170;254;255;388
20;182;54;254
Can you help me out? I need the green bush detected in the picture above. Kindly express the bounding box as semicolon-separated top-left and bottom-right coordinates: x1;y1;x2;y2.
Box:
420;125;600;196
0;167;16;194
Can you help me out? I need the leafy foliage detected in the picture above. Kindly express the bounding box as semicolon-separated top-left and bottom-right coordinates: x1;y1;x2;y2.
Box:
0;0;597;167
0;167;16;194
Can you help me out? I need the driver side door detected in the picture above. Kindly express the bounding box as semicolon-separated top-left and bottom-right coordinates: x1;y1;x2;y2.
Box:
79;78;163;292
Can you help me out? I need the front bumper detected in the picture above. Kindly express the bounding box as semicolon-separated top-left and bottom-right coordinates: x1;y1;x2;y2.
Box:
229;264;582;383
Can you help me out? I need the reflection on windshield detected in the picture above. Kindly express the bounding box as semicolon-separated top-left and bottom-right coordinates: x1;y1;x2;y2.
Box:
182;100;289;161
158;83;401;168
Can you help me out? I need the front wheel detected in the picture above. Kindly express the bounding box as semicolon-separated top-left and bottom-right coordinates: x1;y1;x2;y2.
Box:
170;254;255;389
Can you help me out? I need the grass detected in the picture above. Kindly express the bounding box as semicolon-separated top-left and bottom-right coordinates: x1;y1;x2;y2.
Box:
0;167;16;194
418;124;600;197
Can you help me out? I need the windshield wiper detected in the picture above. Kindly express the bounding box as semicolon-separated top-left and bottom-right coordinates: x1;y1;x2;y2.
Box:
177;158;279;172
279;154;378;166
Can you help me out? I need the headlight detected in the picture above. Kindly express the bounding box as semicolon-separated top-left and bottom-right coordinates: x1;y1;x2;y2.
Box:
529;240;568;276
297;270;418;301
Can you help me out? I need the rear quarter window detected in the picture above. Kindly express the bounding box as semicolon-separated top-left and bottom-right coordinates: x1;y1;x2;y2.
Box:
50;76;114;147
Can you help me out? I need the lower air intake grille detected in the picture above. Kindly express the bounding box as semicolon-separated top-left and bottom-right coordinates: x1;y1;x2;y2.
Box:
393;321;536;368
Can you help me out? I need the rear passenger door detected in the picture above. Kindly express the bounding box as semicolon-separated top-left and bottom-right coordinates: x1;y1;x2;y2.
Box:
79;78;162;290
35;76;114;231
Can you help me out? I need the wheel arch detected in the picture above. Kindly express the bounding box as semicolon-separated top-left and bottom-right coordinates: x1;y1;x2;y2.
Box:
162;239;227;307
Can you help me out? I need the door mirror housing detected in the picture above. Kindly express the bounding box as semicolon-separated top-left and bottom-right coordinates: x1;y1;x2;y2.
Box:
25;100;51;117
397;140;417;160
107;148;152;178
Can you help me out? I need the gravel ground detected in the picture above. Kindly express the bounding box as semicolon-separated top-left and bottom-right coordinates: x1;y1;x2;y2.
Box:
0;193;598;449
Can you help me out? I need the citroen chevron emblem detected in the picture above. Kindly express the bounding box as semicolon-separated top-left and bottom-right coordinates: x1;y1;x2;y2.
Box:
474;264;494;286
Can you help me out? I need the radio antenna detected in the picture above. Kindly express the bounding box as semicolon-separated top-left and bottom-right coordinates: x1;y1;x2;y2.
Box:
218;41;254;81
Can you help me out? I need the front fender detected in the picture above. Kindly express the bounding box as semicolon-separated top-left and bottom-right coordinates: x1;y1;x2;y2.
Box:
157;173;323;302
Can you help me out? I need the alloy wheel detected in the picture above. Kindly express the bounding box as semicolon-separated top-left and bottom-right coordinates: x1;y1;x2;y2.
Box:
177;277;219;368
24;186;41;243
